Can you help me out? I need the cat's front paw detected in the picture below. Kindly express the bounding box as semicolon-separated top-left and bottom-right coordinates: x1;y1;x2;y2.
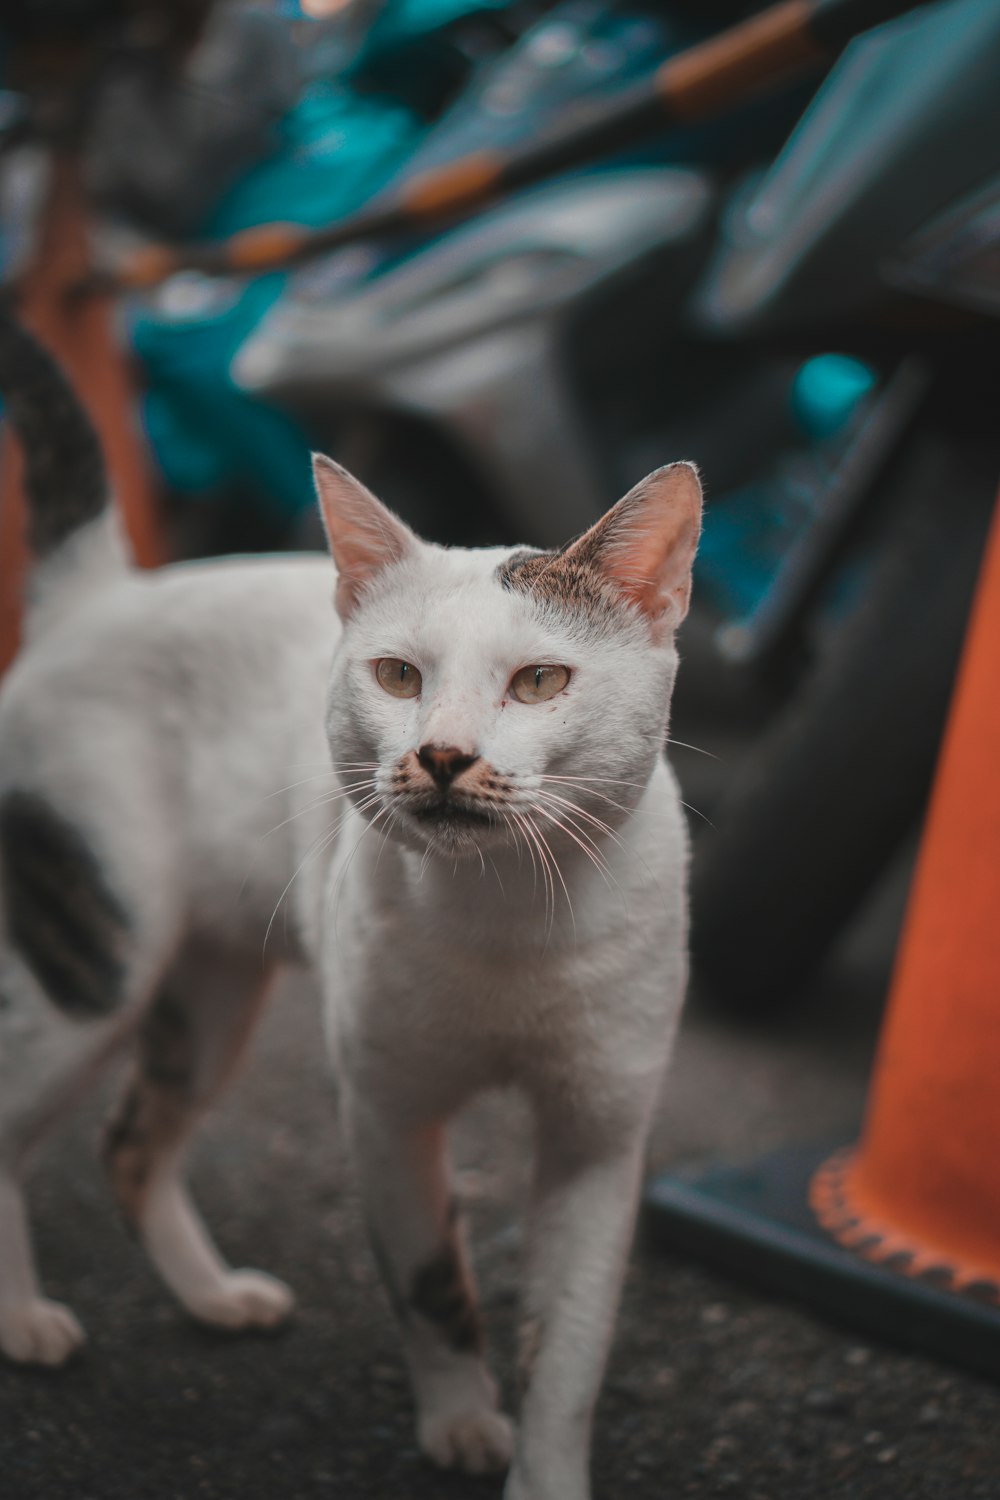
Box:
0;1297;86;1366
419;1407;515;1475
503;1451;590;1500
185;1270;294;1331
504;1471;588;1500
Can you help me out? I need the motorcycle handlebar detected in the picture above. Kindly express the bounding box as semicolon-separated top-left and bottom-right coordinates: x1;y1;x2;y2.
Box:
85;0;930;296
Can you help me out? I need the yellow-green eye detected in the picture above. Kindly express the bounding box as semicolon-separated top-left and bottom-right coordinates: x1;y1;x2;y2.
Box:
509;664;570;704
375;658;422;698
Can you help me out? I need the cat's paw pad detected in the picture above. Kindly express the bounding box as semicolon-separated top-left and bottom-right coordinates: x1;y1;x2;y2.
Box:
187;1270;294;1331
419;1408;515;1475
0;1297;86;1366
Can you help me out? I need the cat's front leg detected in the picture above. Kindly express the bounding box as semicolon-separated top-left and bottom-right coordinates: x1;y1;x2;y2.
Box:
344;1091;514;1475
507;1125;648;1500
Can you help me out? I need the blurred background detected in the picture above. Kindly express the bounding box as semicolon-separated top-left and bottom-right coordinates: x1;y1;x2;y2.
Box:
4;0;1000;1021
2;2;1000;1495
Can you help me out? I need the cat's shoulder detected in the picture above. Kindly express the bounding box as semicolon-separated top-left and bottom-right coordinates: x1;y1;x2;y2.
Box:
38;550;333;646
147;551;333;607
2;551;337;718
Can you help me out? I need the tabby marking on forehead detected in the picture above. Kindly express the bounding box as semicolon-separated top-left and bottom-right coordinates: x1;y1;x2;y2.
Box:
495;546;631;626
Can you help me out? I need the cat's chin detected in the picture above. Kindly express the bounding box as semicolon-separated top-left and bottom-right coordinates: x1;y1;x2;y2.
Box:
396;801;507;858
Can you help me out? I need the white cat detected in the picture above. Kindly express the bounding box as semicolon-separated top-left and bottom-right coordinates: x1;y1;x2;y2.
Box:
0;313;700;1500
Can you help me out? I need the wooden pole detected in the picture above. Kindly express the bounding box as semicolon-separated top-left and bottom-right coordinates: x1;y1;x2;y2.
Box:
0;151;164;674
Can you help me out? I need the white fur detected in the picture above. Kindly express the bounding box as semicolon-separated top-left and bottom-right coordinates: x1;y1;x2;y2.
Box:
0;461;699;1500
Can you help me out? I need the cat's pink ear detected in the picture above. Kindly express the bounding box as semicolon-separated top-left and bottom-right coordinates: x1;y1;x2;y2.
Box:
566;462;702;630
313;454;419;619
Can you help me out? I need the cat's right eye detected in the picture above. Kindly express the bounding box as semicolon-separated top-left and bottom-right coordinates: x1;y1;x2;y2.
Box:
509;664;570;704
375;657;422;698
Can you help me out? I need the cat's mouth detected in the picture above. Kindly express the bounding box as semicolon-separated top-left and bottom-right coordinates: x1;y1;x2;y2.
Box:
407;798;497;829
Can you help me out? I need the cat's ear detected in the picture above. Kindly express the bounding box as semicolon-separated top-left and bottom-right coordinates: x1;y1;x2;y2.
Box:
564;462;702;631
312;454;419;620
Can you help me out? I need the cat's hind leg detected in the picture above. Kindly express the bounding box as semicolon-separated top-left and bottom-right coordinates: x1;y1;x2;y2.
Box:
0;981;135;1365
0;790;147;1365
0;1171;85;1365
345;1095;514;1476
102;942;293;1332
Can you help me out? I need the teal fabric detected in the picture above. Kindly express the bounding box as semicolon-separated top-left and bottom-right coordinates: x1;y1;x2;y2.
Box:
352;0;509;55
346;0;511;101
792;354;877;441
200;83;420;240
696;356;877;619
133;82;423;519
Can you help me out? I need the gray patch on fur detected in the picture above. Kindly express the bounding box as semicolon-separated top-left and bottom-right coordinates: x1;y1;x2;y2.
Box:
0;305;107;556
0;790;129;1017
103;984;196;1219
138;990;195;1091
409;1233;483;1353
102;1086;146;1212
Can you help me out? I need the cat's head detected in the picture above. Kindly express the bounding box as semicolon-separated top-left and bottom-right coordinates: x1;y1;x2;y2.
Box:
314;455;701;858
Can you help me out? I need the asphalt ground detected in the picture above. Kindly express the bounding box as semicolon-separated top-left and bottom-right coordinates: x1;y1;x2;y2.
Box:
3;877;999;1500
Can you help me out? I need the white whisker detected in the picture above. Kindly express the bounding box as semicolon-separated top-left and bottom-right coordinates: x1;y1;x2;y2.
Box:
265;763;379;798
265;769;339;799
538;777;633;819
538;774;646;791
681;800;716;829
534;786;660;894
261;779;378;839
373;809;401;877
666;737;718;760
536;798;614;870
535;803;607;873
262;819;340;960
515;809;550;918
509;809;541;902
331;801;392;934
528;812;573;943
533;788;628;854
487;849;506;899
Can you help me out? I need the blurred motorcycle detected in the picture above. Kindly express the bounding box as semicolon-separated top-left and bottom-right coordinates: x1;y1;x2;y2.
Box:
229;0;815;544
121;0;550;543
685;0;1000;1013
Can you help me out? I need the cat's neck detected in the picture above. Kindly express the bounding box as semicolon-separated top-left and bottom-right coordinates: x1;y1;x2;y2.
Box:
379;770;670;953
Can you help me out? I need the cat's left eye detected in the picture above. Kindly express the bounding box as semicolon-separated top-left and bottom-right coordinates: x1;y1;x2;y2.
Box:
509;664;570;704
375;658;422;698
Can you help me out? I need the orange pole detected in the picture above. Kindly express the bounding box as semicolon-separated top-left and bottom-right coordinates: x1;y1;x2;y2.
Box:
811;485;1000;1296
0;151;164;674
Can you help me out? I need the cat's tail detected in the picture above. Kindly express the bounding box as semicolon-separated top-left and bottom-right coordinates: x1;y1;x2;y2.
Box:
0;301;130;633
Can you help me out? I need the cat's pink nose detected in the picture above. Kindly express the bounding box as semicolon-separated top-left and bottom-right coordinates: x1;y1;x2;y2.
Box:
417;744;479;789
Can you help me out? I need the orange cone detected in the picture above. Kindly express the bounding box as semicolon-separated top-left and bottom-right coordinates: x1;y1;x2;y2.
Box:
0;151;164;675
646;483;1000;1375
811;485;1000;1299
